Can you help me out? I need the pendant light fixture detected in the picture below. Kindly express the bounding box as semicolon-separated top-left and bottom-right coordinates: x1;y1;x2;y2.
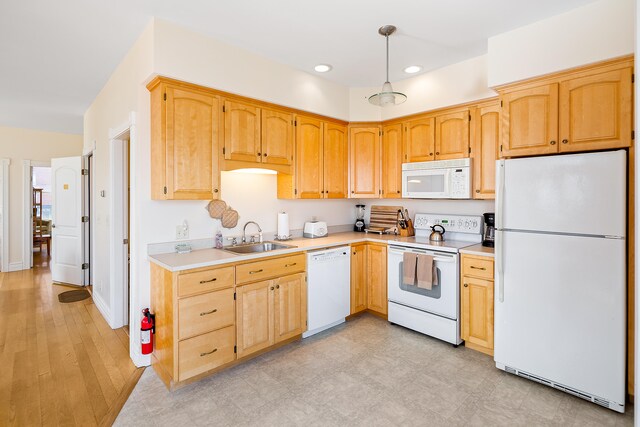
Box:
368;25;407;107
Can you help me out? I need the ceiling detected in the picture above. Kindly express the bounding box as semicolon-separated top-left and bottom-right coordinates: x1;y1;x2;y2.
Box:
0;0;599;134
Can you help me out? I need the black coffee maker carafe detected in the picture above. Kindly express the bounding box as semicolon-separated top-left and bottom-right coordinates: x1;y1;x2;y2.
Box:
483;212;495;247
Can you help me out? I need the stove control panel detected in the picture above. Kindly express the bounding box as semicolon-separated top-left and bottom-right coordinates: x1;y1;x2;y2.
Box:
413;213;483;234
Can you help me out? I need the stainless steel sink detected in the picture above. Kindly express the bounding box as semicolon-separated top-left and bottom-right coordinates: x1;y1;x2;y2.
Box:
224;241;296;254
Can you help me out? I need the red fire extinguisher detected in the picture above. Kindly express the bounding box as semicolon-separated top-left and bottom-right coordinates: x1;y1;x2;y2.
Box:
141;308;154;355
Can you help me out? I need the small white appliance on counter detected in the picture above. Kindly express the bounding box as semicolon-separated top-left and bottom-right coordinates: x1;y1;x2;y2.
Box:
303;220;328;238
402;158;471;199
495;150;626;413
303;246;350;338
387;213;483;345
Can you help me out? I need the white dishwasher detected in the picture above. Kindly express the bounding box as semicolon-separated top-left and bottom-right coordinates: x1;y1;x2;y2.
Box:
303;246;351;338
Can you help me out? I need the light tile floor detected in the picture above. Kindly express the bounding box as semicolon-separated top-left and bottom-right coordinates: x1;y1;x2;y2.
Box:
116;314;634;426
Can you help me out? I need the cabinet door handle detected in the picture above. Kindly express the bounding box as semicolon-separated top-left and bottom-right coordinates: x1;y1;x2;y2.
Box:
200;348;218;357
429;152;433;156
257;152;262;156
285;263;297;267
263;153;267;157
199;278;217;284
435;152;440;155
276;284;280;289
214;189;219;193
475;189;480;193
270;286;274;290
470;266;486;271
464;283;468;287
562;139;568;144
200;308;218;316
249;269;264;274
550;140;556;145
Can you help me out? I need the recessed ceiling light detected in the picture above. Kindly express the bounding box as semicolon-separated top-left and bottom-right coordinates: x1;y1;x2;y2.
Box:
404;65;422;74
314;64;332;73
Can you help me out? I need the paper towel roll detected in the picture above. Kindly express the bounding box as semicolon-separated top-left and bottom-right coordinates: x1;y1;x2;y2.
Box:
277;212;289;239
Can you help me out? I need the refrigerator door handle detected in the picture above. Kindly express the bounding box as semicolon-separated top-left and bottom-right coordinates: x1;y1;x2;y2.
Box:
496;229;504;303
496;160;505;230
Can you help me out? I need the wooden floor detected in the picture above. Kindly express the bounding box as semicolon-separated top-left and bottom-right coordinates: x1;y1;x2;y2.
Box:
0;251;141;426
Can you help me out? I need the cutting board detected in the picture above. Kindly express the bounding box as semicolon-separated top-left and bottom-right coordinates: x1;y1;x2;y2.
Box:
369;205;404;231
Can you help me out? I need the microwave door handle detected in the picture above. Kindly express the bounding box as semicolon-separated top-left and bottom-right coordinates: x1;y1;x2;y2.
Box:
433;257;455;263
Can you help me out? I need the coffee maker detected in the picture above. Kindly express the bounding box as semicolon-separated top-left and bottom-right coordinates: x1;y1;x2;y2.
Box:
354;204;366;232
483;212;495;247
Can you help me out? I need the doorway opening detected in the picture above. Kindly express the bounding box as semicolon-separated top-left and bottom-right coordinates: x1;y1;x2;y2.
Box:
32;166;52;268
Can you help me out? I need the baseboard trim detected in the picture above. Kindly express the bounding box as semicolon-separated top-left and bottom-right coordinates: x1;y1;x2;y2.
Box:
92;291;113;328
8;262;24;272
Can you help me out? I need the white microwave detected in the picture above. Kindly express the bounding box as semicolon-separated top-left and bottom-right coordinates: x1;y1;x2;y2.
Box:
401;158;472;199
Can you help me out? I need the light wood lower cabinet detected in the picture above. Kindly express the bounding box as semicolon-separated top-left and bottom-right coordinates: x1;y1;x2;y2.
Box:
151;263;237;387
351;243;387;316
460;254;495;356
151;253;307;388
237;273;307;359
236;279;275;358
350;243;368;314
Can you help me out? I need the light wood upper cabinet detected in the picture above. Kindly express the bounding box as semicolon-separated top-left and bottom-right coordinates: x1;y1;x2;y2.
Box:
435;110;470;160
367;244;387;315
349;126;380;198
295;116;324;199
350;244;367;314
223;100;261;163
501;84;559;157
404;117;435;162
498;58;633;158
273;273;307;343
150;84;220;200
471;102;500;200
261;109;294;165
559;67;632;152
236;279;274;359
381;124;403;198
461;254;494;356
323;123;349;199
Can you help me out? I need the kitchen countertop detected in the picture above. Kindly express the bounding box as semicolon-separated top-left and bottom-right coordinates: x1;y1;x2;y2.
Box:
459;243;495;258
149;232;424;272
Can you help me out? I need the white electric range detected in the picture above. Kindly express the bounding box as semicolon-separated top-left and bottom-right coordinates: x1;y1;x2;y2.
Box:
387;213;483;345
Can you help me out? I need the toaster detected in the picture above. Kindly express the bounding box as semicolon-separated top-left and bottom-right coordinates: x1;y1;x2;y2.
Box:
303;221;328;238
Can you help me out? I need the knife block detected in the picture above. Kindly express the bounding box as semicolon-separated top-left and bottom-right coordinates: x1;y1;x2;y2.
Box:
399;219;415;237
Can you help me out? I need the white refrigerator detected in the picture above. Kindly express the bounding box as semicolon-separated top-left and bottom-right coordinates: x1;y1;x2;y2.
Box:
494;150;626;413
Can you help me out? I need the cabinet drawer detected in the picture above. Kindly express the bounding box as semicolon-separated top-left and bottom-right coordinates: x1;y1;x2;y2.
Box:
462;256;494;280
178;288;235;339
236;253;306;284
178;266;234;297
178;325;235;381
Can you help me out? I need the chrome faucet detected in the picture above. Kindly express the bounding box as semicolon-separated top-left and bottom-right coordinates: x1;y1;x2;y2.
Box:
242;221;263;244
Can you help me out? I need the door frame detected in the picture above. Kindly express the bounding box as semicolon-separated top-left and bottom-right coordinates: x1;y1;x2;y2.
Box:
108;113;136;348
0;158;9;272
81;152;93;287
22;160;50;269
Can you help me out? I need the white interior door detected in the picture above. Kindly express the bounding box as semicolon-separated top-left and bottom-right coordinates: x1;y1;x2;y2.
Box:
51;156;83;286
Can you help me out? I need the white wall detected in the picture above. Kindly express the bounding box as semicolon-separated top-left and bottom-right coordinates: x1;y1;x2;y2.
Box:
153;19;350;121
350;55;497;121
488;0;634;87
0;125;83;270
83;20;154;364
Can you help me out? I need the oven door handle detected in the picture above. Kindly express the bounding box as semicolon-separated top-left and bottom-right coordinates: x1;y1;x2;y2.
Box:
388;249;456;263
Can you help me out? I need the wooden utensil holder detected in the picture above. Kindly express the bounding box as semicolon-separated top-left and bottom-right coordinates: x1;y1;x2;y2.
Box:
399;219;415;237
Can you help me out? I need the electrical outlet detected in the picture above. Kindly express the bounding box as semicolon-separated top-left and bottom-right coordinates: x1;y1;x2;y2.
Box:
176;221;189;239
